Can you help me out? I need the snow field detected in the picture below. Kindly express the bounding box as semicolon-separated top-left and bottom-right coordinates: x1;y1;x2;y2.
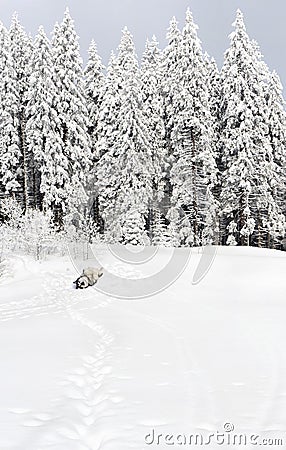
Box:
0;246;285;449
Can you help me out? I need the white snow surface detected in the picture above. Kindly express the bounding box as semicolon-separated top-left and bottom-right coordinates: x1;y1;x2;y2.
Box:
0;246;286;449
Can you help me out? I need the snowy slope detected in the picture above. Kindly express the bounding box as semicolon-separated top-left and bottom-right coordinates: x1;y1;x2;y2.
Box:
0;247;286;449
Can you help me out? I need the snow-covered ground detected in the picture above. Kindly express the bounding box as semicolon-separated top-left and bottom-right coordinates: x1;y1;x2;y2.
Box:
0;246;286;449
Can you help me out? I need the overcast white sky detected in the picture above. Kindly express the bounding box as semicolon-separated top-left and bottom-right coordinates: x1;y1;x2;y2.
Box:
1;0;286;88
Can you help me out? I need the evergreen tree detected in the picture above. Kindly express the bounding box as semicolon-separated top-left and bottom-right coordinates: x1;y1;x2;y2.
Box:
219;10;285;247
265;71;286;228
84;39;105;159
165;206;182;247
83;40;106;227
52;8;91;223
25;26;64;211
151;207;173;246
141;36;167;230
96;51;121;161
96;28;154;244
141;35;166;184
205;53;222;244
161;16;182;150
9;14;33;209
161;17;182;198
205;53;221;162
0;22;21;195
167;9;218;246
92;51;122;233
205;54;221;130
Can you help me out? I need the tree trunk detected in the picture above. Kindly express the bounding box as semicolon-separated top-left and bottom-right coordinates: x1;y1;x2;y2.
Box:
20;115;29;212
191;128;199;246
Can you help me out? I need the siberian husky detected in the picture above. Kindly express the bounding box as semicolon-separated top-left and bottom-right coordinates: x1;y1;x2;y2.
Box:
73;267;103;289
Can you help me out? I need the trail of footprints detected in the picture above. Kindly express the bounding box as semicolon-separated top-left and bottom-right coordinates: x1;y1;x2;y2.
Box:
3;270;121;449
0;274;90;322
22;314;116;449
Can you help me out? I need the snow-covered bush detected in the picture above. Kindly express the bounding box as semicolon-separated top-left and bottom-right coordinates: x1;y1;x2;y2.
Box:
0;198;23;252
20;209;57;260
63;211;104;260
63;212;101;243
151;209;170;246
0;199;64;260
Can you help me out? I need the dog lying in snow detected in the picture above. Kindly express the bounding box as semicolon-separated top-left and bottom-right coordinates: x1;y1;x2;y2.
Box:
73;267;103;289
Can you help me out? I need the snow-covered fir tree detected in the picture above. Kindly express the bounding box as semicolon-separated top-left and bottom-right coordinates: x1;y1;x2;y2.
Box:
161;16;182;144
205;53;223;244
25;26;64;211
165;206;182;247
141;36;166;189
0;22;21;196
52;8;91;224
91;51;123;233
219;10;285;247
205;54;221;129
205;53;221;166
84;40;105;160
161;17;182;194
9;14;33;209
96;51;121;161
265;71;286;230
141;36;167;233
83;40;106;227
96;28;155;244
167;9;218;246
151;207;175;246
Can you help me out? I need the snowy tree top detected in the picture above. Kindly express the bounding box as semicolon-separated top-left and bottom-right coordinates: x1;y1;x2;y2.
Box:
233;9;246;32
166;16;181;43
0;20;7;33
181;8;202;51
36;25;48;39
85;39;105;74
185;7;199;32
141;35;161;69
117;27;138;73
9;12;27;37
